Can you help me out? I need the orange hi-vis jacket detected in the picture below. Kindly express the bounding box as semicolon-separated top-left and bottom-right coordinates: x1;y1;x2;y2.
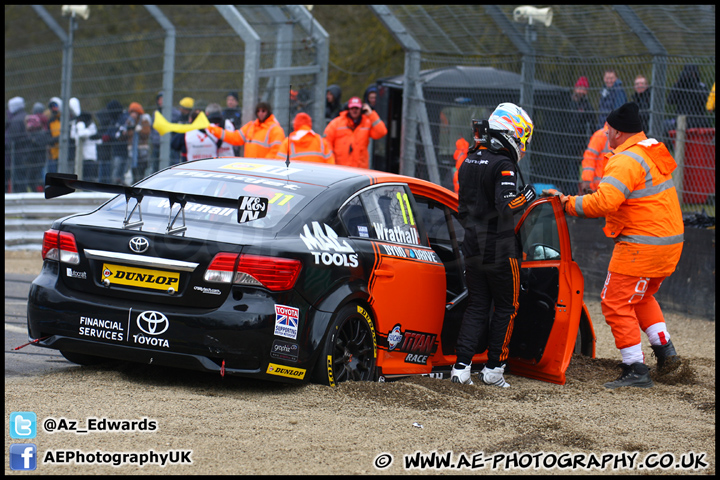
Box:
323;110;387;168
582;124;611;191
275;126;335;164
452;137;470;194
565;132;684;277
208;114;285;159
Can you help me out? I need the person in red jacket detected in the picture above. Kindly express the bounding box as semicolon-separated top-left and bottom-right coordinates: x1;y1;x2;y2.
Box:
553;102;684;389
207;102;285;159
275;113;335;164
323;96;387;169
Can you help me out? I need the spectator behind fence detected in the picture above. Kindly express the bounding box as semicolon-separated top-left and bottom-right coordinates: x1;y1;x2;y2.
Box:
324;96;387;169
69;99;100;182
597;69;628;129
363;85;378;110
172;104;235;162
631;75;651;133
223;91;242;131
565;76;594;176
667;64;711;131
101;100;128;185
45;97;62;178
123;102;152;183
275;112;335;164
325;84;343;123
5;96;30;192
25;113;51;192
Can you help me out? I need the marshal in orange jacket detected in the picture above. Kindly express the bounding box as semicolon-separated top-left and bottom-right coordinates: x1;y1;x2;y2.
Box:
275;125;335;164
323;110;387;168
207;114;285;159
581;124;611;192
564;132;684;277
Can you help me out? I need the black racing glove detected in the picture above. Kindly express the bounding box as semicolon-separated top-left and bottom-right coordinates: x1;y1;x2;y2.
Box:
518;184;536;204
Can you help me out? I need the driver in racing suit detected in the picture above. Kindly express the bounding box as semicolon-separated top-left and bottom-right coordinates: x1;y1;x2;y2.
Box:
451;103;536;388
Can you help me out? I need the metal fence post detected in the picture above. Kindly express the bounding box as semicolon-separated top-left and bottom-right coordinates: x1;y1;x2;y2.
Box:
145;5;175;171
215;5;261;126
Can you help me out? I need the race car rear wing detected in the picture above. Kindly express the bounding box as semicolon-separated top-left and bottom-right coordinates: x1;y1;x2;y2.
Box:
44;173;268;233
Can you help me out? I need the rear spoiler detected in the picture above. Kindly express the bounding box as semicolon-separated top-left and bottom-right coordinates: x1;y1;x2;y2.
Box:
45;173;268;233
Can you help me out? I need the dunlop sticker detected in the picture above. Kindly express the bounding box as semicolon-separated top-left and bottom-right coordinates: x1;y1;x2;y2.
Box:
101;263;180;291
266;363;306;380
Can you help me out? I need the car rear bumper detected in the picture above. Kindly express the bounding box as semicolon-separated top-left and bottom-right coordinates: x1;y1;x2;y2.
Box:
27;273;319;383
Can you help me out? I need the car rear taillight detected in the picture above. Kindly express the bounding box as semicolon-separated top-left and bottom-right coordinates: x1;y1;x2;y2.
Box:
42;229;80;264
204;253;302;291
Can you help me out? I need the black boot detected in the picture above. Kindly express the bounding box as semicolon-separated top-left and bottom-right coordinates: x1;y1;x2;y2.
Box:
604;362;654;389
651;340;682;374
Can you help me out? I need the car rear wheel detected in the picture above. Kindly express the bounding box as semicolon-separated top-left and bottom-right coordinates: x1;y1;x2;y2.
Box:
60;350;109;366
313;303;377;386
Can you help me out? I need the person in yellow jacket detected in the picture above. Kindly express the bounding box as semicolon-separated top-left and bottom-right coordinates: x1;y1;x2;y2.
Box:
323;96;387;169
707;82;715;112
275;112;335;164
579;123;611;194
553;102;684;389
207;102;285;159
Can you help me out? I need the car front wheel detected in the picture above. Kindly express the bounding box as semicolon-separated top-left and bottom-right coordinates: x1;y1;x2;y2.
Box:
313;303;377;386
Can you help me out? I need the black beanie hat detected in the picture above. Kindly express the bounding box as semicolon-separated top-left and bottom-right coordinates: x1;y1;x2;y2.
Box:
606;102;643;133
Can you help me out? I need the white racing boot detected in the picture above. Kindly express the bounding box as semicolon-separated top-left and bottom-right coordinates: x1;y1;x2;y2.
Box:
451;362;474;385
480;365;510;388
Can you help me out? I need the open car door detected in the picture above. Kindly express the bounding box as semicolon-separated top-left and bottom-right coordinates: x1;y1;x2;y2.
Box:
507;196;594;385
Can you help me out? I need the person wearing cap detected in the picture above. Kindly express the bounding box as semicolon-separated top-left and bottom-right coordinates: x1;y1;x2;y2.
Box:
554;102;684;389
119;101;152;184
275;112;334;164
565;75;594;192
323;96;387;169
178;97;194;124
206;102;285;159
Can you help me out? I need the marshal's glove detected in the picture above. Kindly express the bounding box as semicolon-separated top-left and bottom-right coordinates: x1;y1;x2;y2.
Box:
518;184;536;204
542;188;570;210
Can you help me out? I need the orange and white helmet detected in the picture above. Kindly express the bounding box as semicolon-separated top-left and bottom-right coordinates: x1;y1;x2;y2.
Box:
488;103;534;158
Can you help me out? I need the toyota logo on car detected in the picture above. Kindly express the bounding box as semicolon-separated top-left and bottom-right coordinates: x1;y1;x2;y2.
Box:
129;236;150;253
136;310;169;335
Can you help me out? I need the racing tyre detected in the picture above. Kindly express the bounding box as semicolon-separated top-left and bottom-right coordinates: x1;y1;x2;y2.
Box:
314;303;377;386
60;350;109;366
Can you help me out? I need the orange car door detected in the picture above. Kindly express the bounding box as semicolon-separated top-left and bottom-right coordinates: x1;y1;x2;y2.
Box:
507;196;587;385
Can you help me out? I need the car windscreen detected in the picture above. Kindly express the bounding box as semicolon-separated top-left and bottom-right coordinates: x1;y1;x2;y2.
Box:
102;169;322;231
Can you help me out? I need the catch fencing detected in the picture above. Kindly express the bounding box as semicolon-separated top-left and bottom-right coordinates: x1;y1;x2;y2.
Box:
371;5;716;213
5;5;716;215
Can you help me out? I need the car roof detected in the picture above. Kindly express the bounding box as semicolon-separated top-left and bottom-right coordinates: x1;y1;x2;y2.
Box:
175;157;458;209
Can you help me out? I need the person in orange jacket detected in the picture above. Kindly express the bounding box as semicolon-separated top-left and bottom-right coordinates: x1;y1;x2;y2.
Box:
207;102;285;159
553;102;684;389
323;96;387;169
452;137;469;194
579;123;611;194
275;112;335;164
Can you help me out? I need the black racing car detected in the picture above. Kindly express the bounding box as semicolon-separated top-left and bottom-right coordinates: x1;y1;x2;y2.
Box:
27;158;595;385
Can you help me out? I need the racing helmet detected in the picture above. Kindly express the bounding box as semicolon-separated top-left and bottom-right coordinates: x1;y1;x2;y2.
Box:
487;103;534;161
